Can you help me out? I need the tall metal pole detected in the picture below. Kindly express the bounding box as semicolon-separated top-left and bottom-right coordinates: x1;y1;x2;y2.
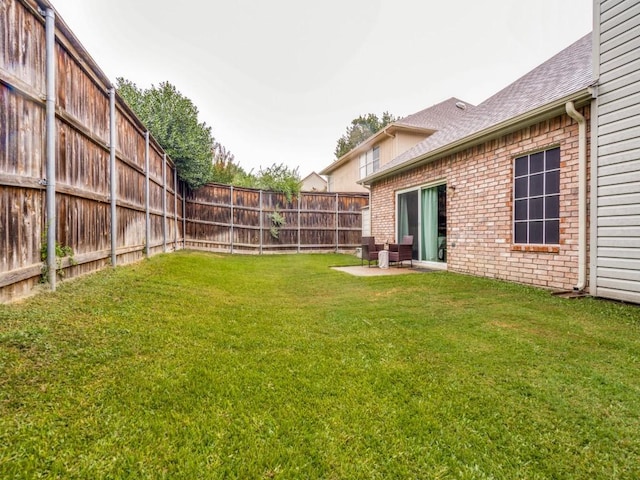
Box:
144;132;150;258
45;8;57;289
174;168;178;250
182;183;186;249
335;193;339;252
297;194;301;253
259;190;263;254
162;153;167;253
230;185;234;254
109;88;117;266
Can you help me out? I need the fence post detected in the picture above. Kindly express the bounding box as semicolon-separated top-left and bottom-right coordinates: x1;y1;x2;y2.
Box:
335;193;339;252
144;132;150;258
182;182;186;249
109;88;117;266
162;153;167;253
297;194;301;253
230;185;234;254
45;7;57;289
259;190;263;254
174;168;178;250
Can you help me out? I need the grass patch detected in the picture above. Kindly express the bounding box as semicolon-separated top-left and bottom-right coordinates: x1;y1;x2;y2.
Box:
1;251;640;478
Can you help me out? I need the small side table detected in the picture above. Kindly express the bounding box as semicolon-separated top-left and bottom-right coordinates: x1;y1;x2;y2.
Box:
378;249;389;269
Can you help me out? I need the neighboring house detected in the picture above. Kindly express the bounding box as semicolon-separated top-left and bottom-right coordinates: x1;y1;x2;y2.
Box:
320;98;473;192
361;33;595;293
300;171;327;192
592;0;640;303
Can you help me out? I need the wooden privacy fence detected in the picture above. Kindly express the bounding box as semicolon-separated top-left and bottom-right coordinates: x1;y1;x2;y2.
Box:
0;0;369;302
1;0;183;302
185;184;368;253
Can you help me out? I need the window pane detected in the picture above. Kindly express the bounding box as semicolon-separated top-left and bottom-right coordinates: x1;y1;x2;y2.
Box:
545;220;560;244
514;222;528;243
546;170;559;194
530;152;544;173
530;197;543;219
515;177;528;199
515;156;528;177
515;199;528;220
530;221;543;244
546;147;560;170
545;195;559;219
360;166;366;179
530;173;544;196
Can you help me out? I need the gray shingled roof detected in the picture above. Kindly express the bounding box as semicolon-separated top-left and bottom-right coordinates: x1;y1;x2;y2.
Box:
395;97;474;130
369;33;594;180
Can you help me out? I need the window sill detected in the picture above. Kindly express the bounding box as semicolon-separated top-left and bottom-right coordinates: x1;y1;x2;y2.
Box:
511;244;560;254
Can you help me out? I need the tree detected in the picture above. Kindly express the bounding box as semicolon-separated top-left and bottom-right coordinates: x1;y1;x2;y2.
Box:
116;78;216;189
210;141;240;184
255;163;301;202
334;111;399;159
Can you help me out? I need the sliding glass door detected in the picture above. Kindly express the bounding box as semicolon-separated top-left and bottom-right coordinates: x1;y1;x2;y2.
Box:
397;190;419;260
397;184;446;263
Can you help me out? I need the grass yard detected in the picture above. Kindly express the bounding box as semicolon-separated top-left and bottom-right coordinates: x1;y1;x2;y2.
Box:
1;251;640;479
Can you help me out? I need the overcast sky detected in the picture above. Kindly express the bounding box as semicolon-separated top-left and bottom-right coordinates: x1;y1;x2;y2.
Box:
50;0;593;178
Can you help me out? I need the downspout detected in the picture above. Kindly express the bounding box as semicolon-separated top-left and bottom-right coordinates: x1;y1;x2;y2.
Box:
45;7;57;289
565;101;587;292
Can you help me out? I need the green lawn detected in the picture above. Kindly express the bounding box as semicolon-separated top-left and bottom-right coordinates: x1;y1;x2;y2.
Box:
1;251;640;479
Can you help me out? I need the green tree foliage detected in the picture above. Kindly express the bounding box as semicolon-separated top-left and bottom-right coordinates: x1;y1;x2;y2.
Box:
256;164;301;202
334;111;399;159
116;78;216;189
116;79;301;197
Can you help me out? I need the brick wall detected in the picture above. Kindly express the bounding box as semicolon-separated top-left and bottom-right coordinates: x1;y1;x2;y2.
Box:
370;107;590;291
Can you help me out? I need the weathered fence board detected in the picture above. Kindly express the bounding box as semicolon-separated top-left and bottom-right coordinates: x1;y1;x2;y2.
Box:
0;0;367;302
185;183;368;254
0;0;184;301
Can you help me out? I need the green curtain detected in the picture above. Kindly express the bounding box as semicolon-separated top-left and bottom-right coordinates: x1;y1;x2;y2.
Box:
398;195;409;239
421;188;438;261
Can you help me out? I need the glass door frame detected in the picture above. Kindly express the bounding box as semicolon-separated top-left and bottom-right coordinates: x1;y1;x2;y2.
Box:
395;180;448;268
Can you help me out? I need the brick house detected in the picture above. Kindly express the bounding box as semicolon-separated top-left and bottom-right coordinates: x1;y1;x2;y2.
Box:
360;34;595;292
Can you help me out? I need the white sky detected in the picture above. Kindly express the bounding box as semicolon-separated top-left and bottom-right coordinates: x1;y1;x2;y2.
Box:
49;0;593;178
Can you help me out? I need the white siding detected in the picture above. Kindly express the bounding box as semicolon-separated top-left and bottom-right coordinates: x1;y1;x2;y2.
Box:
361;207;371;237
596;0;640;302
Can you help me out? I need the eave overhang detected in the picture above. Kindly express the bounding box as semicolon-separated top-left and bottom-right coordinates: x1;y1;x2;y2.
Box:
319;123;435;175
359;88;594;186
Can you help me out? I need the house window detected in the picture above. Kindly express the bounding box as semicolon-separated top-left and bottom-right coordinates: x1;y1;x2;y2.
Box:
359;146;380;179
513;147;560;245
327;175;334;192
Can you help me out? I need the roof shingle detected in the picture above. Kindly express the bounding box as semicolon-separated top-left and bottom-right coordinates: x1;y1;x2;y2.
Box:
370;33;594;179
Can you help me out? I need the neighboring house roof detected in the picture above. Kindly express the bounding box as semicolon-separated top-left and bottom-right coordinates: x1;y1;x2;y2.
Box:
320;97;474;175
300;171;327;191
362;33;595;184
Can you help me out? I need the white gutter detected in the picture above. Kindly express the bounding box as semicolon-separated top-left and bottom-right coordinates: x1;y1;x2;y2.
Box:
565;101;587;292
361;90;592;186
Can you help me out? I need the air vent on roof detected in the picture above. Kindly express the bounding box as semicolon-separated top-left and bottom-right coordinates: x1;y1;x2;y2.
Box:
455;101;467;110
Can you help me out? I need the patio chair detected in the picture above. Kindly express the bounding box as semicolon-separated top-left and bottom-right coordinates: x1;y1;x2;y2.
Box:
389;235;414;267
361;236;383;267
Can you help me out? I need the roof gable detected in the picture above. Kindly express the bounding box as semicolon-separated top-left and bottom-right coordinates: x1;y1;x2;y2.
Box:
321;97;473;175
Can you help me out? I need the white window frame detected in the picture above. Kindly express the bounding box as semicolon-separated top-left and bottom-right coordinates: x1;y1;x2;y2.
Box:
359;146;380;179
